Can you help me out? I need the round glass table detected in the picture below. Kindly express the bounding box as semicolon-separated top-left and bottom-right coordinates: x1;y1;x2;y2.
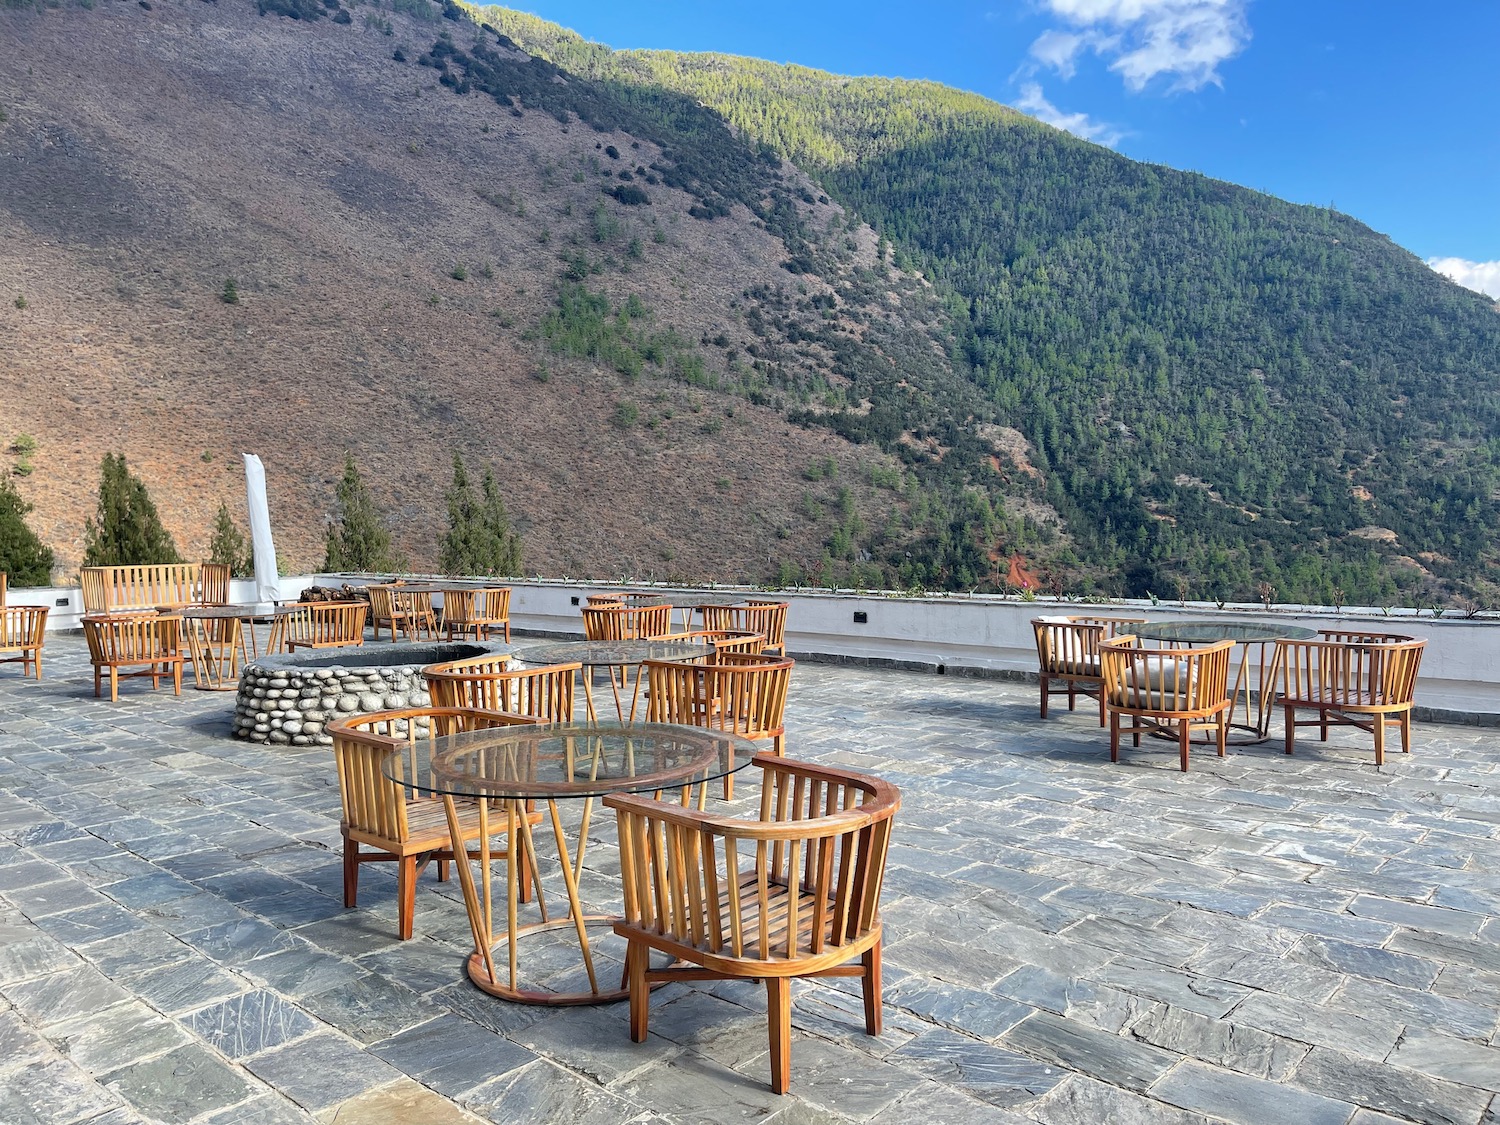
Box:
383;722;759;1005
514;639;714;723
1133;620;1319;743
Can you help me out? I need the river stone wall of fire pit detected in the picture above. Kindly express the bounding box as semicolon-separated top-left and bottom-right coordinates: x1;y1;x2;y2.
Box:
232;642;508;745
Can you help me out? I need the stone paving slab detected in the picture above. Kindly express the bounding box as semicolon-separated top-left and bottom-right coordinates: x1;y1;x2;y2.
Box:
0;633;1497;1122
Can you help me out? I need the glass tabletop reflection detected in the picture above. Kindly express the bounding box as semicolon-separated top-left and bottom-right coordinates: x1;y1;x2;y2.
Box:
381;721;759;801
1133;620;1318;645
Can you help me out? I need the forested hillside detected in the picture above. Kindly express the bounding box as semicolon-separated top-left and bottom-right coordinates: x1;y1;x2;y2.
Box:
480;6;1500;607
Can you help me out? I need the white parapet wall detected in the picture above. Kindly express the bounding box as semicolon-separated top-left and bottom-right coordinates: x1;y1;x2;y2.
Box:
15;574;1497;720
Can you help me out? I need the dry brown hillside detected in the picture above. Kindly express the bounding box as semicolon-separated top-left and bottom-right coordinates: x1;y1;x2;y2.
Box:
0;0;959;581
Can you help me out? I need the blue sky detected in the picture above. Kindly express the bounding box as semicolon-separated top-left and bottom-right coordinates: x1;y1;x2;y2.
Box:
509;1;1500;297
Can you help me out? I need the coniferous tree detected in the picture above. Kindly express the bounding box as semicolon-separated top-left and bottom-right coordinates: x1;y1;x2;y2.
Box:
208;501;253;577
322;453;401;572
438;453;483;576
0;474;54;586
82;453;179;567
479;466;524;577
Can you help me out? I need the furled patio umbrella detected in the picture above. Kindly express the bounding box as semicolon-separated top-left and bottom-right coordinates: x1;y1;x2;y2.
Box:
242;453;281;606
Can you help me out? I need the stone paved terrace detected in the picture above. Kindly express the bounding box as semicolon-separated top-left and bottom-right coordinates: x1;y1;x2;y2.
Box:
1;632;1498;1125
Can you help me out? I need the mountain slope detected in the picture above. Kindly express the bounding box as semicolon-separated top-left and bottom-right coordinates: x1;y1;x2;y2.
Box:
481;7;1500;606
0;0;999;583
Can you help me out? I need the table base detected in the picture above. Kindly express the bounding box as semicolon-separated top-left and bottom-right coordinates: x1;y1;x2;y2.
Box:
465;916;631;1005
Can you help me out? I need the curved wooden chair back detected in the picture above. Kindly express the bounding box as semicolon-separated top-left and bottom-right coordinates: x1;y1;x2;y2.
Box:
654;629;767;660
643;656;792;749
280;602;368;650
586;593;625;606
443;587;512;642
607;753;900;1094
582;603;671;641
701;602;789;654
366;586;404;642
327;706;546;938
424;656;580;722
82;613;184;701
1099;636;1233;772
1275;636;1426;765
1030;615;1142;724
0;605;48;680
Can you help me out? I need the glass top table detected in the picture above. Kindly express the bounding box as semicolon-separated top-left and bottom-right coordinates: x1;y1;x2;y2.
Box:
1133;620;1317;645
514;640;714;723
381;722;759;1005
1131;619;1319;743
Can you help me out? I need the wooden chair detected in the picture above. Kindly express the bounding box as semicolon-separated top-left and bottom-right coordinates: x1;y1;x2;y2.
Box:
642;653;792;799
277;602;368;651
1276;633;1426;766
581;602;672;641
399;590;440;641
423;654;580;722
608;754;900;1095
327;706;547;939
1100;636;1233;772
79;563;226;613
442;587;512;642
200;562;232;607
1031;615;1147;725
702;602;789;655
365;585;406;643
82;613;185;702
0;605;47;680
585;593;626;607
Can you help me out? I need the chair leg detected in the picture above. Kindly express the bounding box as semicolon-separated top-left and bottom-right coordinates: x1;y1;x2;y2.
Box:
1400;711;1412;754
1373;714;1385;767
1216;713;1227;758
110;667;119;703
1284;705;1295;755
627;941;650;1042
437;858;449;882
765;976;792;1095
1096;690;1106;727
1066;682;1076;712
1109;711;1120;762
1038;674;1049;719
397;855;417;940
1178;720;1191;772
94;666;102;698
172;661;182;696
343;833;359;907
861;944;883;1036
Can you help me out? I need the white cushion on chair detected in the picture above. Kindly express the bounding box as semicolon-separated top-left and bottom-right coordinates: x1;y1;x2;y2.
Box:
1120;658;1193;709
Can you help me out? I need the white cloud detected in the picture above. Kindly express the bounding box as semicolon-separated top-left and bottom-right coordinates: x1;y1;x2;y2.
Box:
1028;0;1250;92
1427;257;1500;299
1015;83;1125;146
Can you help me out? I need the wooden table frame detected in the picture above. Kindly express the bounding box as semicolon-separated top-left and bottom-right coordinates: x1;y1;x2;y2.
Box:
180;607;261;691
399;724;754;1006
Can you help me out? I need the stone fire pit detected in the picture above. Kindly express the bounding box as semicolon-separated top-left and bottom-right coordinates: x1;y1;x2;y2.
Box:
232;641;508;745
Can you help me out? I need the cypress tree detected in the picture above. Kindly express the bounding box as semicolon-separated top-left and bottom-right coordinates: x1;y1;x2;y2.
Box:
0;474;54;586
479;466;524;576
208;501;253;577
82;453;179;567
323;453;401;572
439;453;483;576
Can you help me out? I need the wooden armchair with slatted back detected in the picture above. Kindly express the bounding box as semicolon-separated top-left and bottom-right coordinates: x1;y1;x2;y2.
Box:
1099;636;1233;772
366;585;406;643
608;753;900;1094
1275;632;1426;766
0;605;47;680
442;587;512;642
326;706;547;939
82;613;184;702
423;654;580;722
581;602;672;641
1031;615;1148;725
277;602;369;651
642;653;792;799
701;602;789;656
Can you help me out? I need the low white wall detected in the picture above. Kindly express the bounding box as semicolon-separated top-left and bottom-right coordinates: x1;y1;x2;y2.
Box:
17;573;1493;716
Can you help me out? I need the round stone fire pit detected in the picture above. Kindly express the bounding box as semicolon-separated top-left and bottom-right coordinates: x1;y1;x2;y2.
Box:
232;641;508;745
